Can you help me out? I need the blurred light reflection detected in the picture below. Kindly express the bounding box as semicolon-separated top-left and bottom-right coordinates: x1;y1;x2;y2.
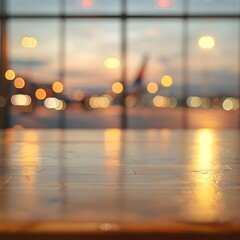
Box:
188;130;220;221
104;129;122;165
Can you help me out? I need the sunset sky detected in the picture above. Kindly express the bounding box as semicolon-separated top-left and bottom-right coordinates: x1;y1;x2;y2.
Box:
5;0;240;97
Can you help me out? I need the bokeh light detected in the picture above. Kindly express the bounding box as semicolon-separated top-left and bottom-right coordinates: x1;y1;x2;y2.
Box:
73;90;85;101
157;0;170;8
187;96;202;108
89;95;112;109
147;82;158;94
104;58;120;69
125;95;137;108
199;36;215;49
21;36;37;48
14;77;25;89
153;95;168;108
5;69;15;80
168;97;178;108
112;82;123;94
44;97;59;109
35;88;47;100
161;75;173;87
11;94;32;106
81;0;93;8
52;81;64;93
222;98;239;111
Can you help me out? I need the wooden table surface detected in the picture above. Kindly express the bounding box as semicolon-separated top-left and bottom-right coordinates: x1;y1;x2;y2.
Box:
0;129;240;239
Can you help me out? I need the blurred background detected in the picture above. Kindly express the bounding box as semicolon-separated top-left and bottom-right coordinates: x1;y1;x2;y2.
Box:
0;0;239;129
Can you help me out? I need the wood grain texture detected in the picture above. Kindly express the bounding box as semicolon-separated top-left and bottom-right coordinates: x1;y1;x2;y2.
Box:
0;129;240;239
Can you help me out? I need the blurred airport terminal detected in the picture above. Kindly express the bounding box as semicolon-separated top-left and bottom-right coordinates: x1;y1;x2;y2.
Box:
0;1;240;240
0;0;239;129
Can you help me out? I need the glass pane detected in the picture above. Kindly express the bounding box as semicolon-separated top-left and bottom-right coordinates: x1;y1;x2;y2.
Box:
8;19;61;128
187;20;239;128
65;20;122;128
127;0;184;15
7;0;60;15
189;0;240;15
65;0;121;15
127;20;183;128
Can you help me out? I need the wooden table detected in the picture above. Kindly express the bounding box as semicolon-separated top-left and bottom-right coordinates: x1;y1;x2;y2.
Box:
0;129;240;239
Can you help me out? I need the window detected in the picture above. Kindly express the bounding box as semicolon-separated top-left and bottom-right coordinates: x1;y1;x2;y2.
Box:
1;0;239;129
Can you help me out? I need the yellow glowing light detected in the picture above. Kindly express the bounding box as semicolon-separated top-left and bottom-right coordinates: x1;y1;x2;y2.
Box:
21;36;37;48
11;94;32;106
14;77;25;89
73;90;85;101
104;58;120;69
187;96;202;108
0;96;6;107
125;95;137;108
147;82;158;94
5;69;15;80
52;81;64;93
112;82;123;94
44;97;59;109
104;129;122;168
222;98;234;111
89;96;112;109
199;36;215;49
187;129;218;221
161;75;173;87
35;88;47;100
153;95;168;108
55;100;66;111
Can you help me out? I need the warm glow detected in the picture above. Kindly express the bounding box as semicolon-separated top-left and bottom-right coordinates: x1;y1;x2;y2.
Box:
161;75;173;87
187;96;202;108
222;98;239;111
21;36;38;48
44;97;59;109
35;88;47;100
147;82;158;94
55;100;66;111
11;94;32;106
5;69;15;80
186;130;220;221
73;90;85;101
199;36;215;49
112;82;123;94
52;81;64;93
89;95;112;109
44;97;66;111
157;0;170;8
125;95;137;108
14;77;25;89
81;0;93;8
153;95;168;107
104;129;122;171
104;58;120;69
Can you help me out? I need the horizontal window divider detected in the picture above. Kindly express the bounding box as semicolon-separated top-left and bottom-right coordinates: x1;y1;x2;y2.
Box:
1;14;240;19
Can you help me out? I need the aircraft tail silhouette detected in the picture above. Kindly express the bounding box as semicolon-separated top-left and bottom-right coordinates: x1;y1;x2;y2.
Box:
133;55;148;87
